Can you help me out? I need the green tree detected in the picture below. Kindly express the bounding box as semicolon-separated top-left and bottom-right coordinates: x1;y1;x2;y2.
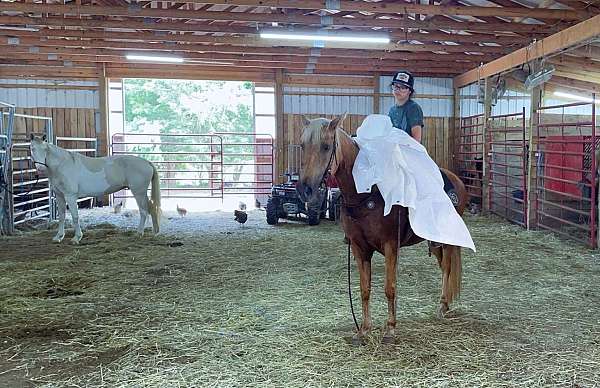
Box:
123;79;255;191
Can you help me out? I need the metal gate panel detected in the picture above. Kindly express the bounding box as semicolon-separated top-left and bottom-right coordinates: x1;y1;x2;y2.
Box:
488;109;528;227
111;132;225;200
8;113;54;229
111;132;274;202
534;101;597;247
215;132;274;196
456;114;484;211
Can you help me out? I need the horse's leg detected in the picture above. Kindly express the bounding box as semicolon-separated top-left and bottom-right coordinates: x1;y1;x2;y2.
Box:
382;241;398;343
352;244;373;342
65;195;82;244
430;244;448;317
433;245;462;317
52;192;66;243
132;192;149;236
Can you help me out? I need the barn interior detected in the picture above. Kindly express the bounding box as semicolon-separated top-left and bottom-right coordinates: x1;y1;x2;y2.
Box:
1;1;600;386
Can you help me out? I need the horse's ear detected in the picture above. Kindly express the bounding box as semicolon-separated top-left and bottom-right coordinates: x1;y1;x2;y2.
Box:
42;134;47;142
29;133;34;141
328;113;347;132
301;115;311;127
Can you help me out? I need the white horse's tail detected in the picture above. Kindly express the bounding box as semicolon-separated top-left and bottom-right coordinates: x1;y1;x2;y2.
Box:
148;162;162;233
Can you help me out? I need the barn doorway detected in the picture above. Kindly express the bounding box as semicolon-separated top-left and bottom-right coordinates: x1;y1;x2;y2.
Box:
107;79;275;213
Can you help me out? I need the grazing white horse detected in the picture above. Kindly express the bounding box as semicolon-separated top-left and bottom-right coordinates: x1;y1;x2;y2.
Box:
29;134;161;244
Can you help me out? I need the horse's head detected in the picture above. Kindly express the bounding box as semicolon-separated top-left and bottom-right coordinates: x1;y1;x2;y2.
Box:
29;133;49;172
297;113;346;204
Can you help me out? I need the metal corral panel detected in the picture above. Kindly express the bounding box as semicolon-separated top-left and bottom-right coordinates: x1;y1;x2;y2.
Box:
380;76;453;118
283;86;373;115
0;79;99;109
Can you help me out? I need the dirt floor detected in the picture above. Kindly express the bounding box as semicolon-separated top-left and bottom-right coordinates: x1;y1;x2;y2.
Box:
1;210;600;387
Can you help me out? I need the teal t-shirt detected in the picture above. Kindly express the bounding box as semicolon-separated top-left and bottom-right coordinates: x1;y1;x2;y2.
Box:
388;99;424;137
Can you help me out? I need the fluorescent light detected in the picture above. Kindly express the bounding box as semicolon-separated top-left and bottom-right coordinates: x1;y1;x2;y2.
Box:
260;29;390;44
126;54;184;63
554;91;598;104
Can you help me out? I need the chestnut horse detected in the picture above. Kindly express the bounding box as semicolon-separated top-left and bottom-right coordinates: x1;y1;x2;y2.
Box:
297;115;469;343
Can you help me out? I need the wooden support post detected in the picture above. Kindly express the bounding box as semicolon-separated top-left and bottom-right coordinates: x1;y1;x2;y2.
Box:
526;60;543;230
96;65;110;206
97;65;109;158
482;77;492;214
372;73;380;114
451;87;460;173
275;68;285;184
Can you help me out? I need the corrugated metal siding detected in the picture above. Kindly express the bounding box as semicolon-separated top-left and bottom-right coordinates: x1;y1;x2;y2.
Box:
284;77;454;118
380;76;453;118
492;89;531;118
0;79;99;109
283;86;373;115
459;84;483;118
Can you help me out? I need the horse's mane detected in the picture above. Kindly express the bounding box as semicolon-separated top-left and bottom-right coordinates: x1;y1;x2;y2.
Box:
300;118;330;145
334;127;359;174
46;141;77;164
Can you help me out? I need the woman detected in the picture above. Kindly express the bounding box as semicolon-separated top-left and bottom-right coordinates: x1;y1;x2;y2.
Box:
388;70;424;143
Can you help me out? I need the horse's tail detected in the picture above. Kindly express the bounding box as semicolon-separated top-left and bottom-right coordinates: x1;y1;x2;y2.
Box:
148;162;162;233
446;245;462;304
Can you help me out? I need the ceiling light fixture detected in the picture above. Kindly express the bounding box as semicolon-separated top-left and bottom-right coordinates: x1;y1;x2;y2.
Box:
260;29;390;44
126;54;184;63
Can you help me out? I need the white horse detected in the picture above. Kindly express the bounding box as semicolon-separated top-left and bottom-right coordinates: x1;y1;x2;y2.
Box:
29;134;161;244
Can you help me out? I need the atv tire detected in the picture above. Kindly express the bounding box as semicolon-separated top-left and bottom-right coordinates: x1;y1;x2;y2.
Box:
266;198;279;225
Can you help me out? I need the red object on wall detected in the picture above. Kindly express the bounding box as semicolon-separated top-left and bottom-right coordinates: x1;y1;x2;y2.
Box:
544;135;583;197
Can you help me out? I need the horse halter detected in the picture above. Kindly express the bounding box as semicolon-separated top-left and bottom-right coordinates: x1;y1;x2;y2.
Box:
319;129;338;186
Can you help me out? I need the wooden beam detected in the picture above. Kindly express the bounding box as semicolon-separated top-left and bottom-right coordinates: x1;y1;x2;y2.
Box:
0;65;101;78
0;30;500;63
105;65;276;81
0;48;482;69
284;74;374;88
11;23;523;46
0;9;559;34
161;0;590;20
454;13;600;87
0;34;512;55
0;53;474;74
547;75;600;94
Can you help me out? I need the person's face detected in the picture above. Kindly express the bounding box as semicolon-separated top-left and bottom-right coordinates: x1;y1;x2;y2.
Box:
392;83;411;101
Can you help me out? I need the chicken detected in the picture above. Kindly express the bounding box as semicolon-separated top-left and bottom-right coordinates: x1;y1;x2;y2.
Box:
113;202;123;214
234;209;248;225
238;201;247;211
254;198;261;209
176;204;187;217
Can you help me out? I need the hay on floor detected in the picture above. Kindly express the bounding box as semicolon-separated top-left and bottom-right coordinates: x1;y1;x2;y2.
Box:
1;213;599;387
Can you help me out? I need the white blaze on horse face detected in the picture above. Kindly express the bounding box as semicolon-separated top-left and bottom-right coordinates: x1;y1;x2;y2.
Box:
300;118;330;186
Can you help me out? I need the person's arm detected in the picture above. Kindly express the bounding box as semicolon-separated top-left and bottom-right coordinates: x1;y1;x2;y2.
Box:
410;125;422;143
407;103;424;143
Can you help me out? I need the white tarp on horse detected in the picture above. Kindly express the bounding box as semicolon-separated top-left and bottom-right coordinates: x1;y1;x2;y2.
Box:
352;114;476;252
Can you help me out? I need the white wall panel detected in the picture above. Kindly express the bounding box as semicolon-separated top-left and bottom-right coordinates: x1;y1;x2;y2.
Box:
0;79;99;109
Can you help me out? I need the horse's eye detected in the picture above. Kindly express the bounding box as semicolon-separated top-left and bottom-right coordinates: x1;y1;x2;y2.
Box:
322;144;330;152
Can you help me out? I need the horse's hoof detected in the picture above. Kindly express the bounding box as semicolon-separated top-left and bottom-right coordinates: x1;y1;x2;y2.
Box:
70;237;81;245
437;303;449;318
52;236;64;243
351;334;366;346
382;335;395;345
